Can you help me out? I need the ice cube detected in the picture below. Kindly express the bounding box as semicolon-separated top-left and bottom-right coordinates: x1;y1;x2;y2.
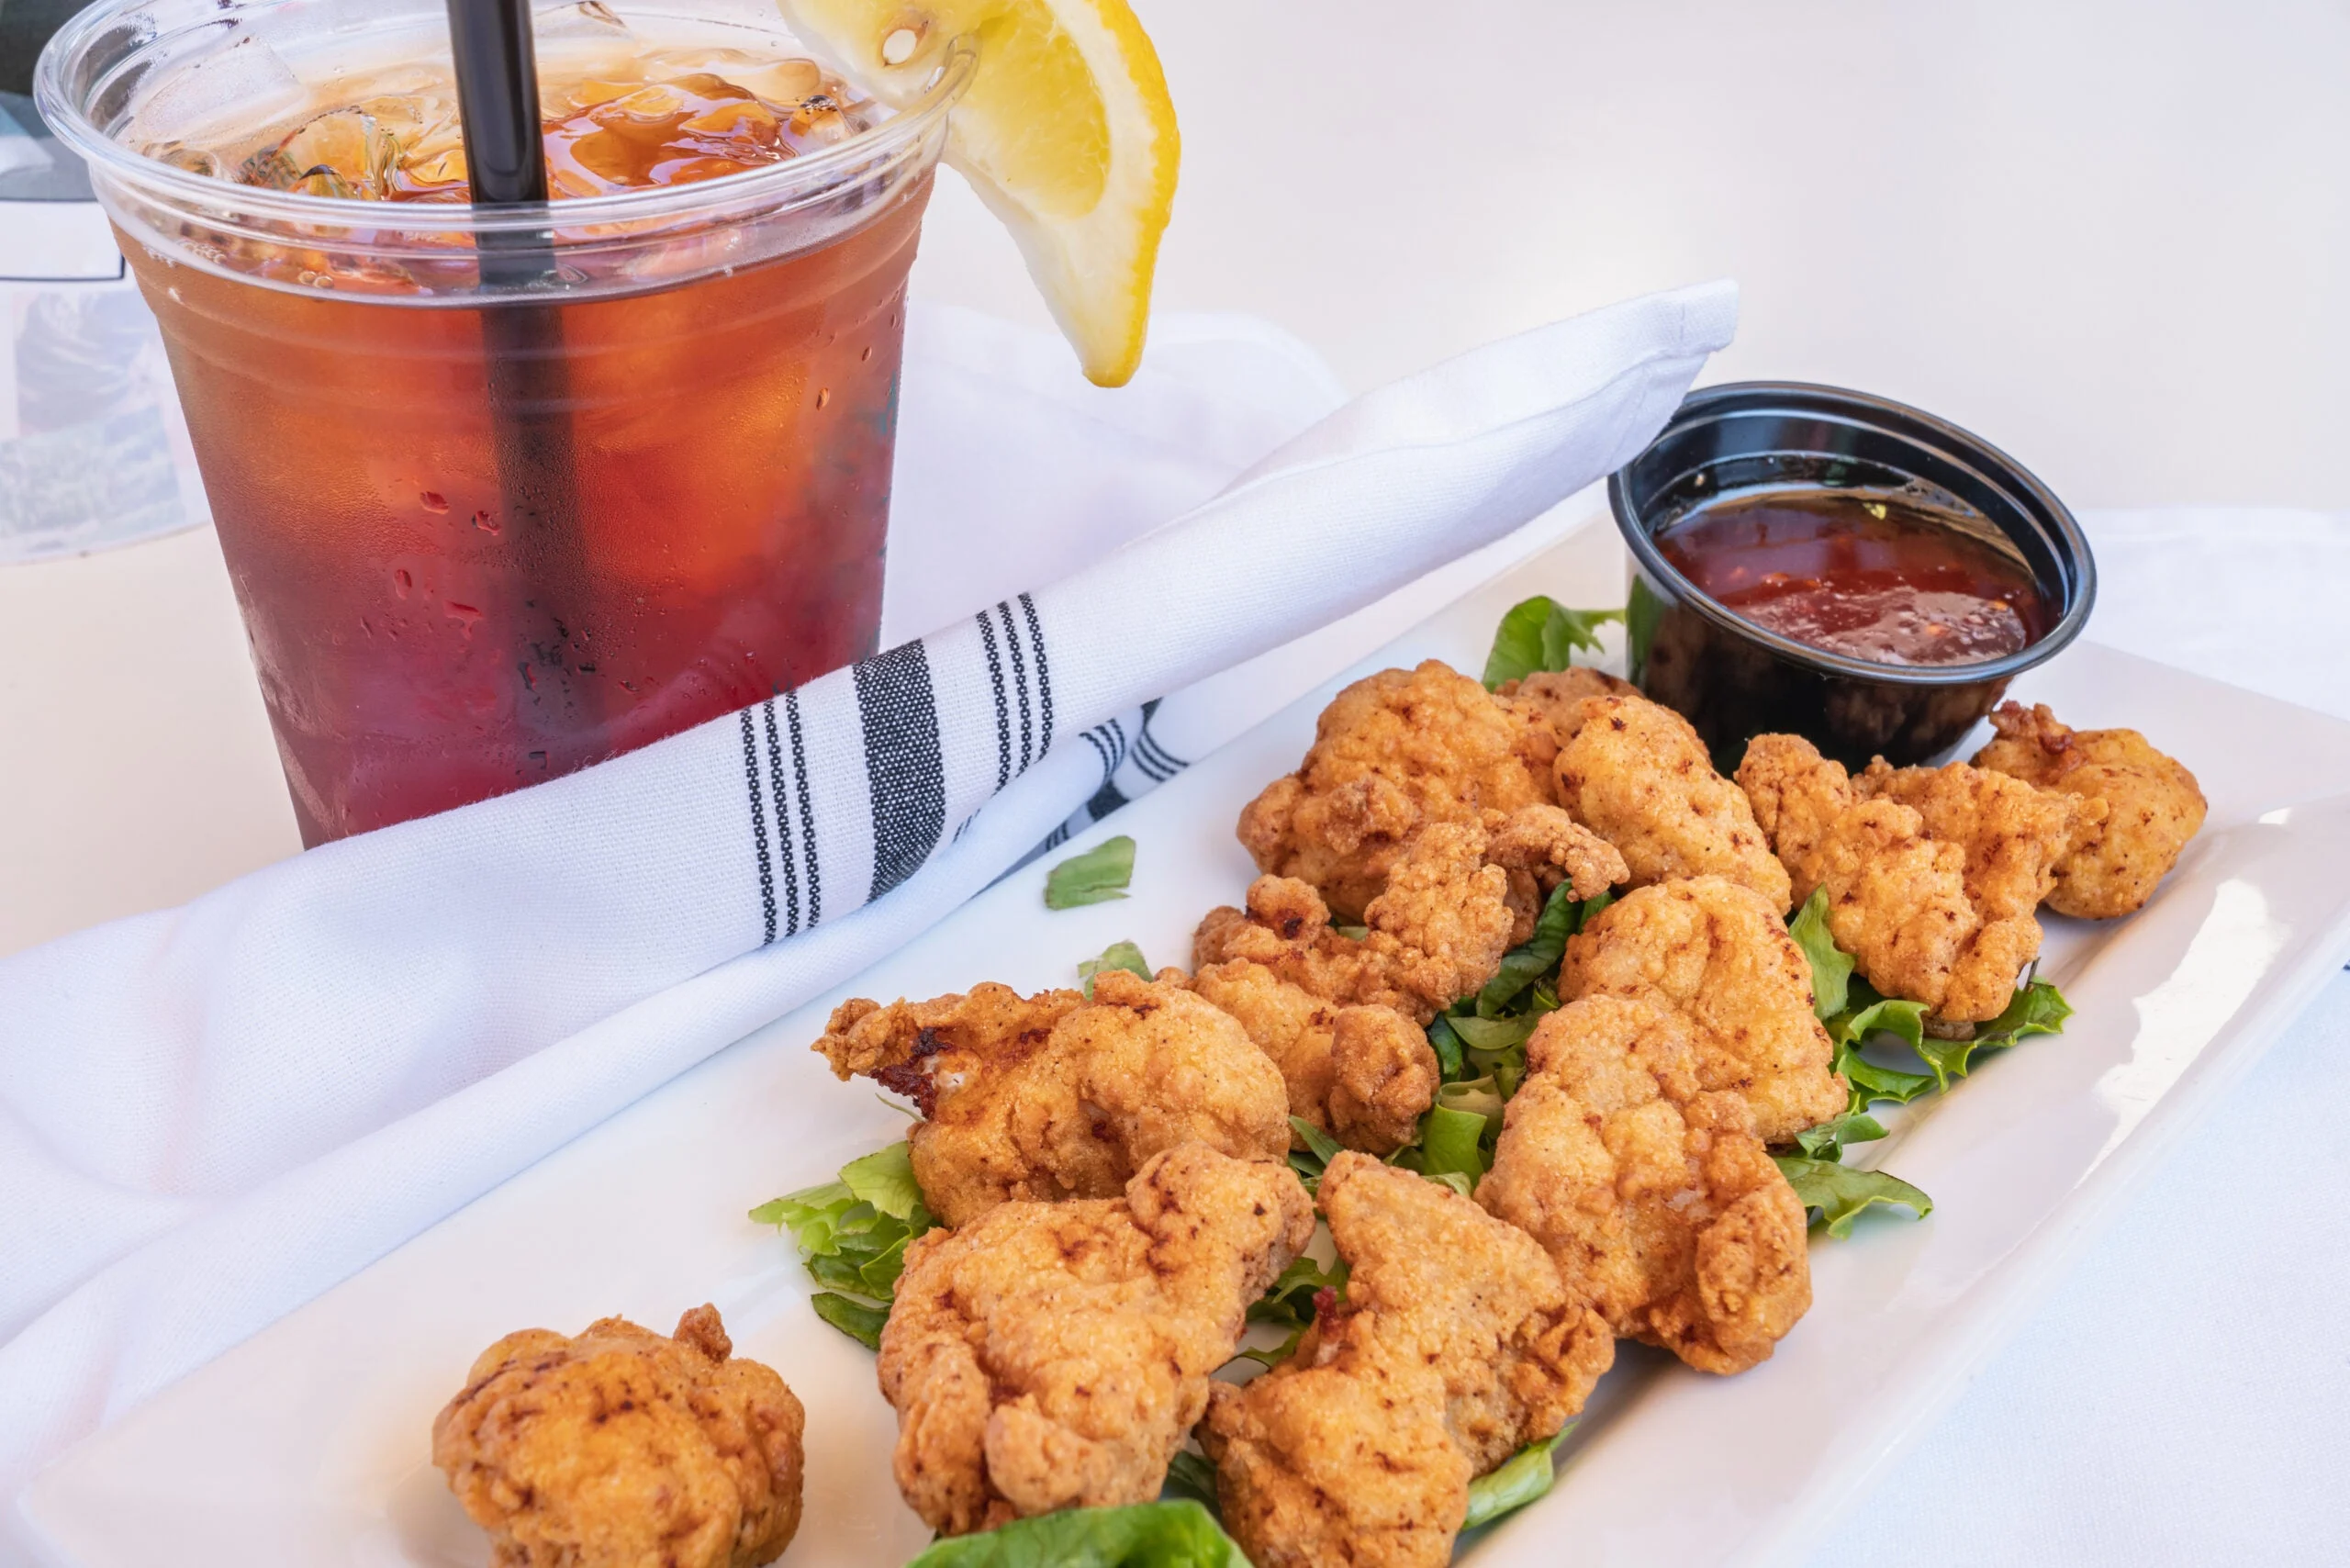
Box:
264;107;399;199
127;32;308;151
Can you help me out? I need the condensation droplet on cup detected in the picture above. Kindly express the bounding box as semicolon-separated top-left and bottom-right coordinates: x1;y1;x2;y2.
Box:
393;569;413;597
420;490;449;513
861;344;873;361
473;510;500;534
815;387;832;409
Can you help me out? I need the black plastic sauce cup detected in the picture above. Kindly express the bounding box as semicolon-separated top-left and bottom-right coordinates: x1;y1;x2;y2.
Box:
1610;382;2096;772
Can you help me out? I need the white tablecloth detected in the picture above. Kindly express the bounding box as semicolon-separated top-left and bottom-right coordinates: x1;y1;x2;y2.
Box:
1812;509;2350;1568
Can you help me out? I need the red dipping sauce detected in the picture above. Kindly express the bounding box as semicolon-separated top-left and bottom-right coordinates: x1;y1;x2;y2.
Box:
1657;490;2049;666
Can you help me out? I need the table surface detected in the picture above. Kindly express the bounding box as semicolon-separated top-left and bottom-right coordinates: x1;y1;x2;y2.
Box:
3;6;2347;1563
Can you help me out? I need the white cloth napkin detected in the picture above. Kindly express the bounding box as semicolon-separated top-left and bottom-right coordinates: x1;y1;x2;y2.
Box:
0;281;1739;1521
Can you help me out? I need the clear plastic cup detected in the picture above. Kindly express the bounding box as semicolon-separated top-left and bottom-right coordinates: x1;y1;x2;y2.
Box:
38;0;971;843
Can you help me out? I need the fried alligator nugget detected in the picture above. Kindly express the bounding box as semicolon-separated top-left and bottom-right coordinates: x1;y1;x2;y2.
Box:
1545;691;1793;911
878;1144;1315;1535
1480;998;1811;1374
432;1305;805;1568
1559;877;1845;1143
1740;734;2072;1022
1201;1153;1614;1568
1237;661;1557;922
1193;810;1625;1152
1495;666;1638;766
1973;701;2206;918
1189;957;1436;1154
813;969;1290;1226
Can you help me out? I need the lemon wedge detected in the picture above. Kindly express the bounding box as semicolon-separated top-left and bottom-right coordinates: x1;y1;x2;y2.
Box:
775;0;1178;386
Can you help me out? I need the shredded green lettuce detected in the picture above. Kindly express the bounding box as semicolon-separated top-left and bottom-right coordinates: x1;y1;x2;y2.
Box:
1916;977;2073;1088
1045;835;1136;909
809;1293;890;1350
751;1141;936;1347
1236;1252;1349;1368
1785;902;2076;1238
1482;596;1625;690
1476;883;1606;1015
1160;1450;1220;1512
1080;939;1153;997
1787;889;1853;1017
1462;1430;1568;1529
1416;1103;1493;1188
1285;1114;1343;1193
1791;1111;1887;1162
903;1500;1248;1568
1773;1153;1934;1238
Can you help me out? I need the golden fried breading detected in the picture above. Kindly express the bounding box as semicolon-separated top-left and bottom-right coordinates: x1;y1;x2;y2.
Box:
1237;661;1556;922
1189;959;1435;1153
1973;701;2207;918
1202;1154;1613;1568
1551;692;1793;911
432;1305;804;1568
1496;666;1638;762
1740;734;2061;1022
1192;812;1624;1153
1480;998;1810;1374
813;969;1290;1226
1201;811;1627;1025
1560;877;1846;1143
878;1144;1315;1536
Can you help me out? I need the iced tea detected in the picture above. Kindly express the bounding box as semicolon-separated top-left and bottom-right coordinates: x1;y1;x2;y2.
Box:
40;1;967;843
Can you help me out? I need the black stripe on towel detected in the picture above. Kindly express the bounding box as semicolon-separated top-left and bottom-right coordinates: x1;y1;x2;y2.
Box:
997;601;1035;774
857;642;946;902
786;689;821;926
762;700;801;938
1018;592;1053;755
1085;778;1128;823
1136;723;1188;782
975;610;1012;791
741;710;778;946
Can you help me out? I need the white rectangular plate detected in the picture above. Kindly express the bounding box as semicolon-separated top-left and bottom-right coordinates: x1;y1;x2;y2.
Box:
24;531;2350;1568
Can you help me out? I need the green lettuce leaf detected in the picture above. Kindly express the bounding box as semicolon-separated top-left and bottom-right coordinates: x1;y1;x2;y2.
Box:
1463;1431;1566;1529
1476;882;1585;1016
1045;835;1136;909
1788;888;1853;1018
1285;1114;1342;1193
1626;577;1664;682
840;1142;929;1224
754;1142;938;1347
1416;1103;1492;1186
1235;1253;1347;1372
1249;1254;1348;1327
1792;1111;1887;1161
1080;939;1154;998
1160;1450;1220;1512
1773;1154;1933;1239
1425;1014;1466;1079
1915;979;2074;1088
1449;1014;1539;1056
903;1500;1248;1568
1482;596;1625;689
810;1292;890;1350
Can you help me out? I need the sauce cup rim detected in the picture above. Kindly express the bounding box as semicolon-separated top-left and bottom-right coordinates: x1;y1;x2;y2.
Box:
1608;379;2098;689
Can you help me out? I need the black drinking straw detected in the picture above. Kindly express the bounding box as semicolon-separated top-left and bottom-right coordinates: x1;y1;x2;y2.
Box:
445;0;600;752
